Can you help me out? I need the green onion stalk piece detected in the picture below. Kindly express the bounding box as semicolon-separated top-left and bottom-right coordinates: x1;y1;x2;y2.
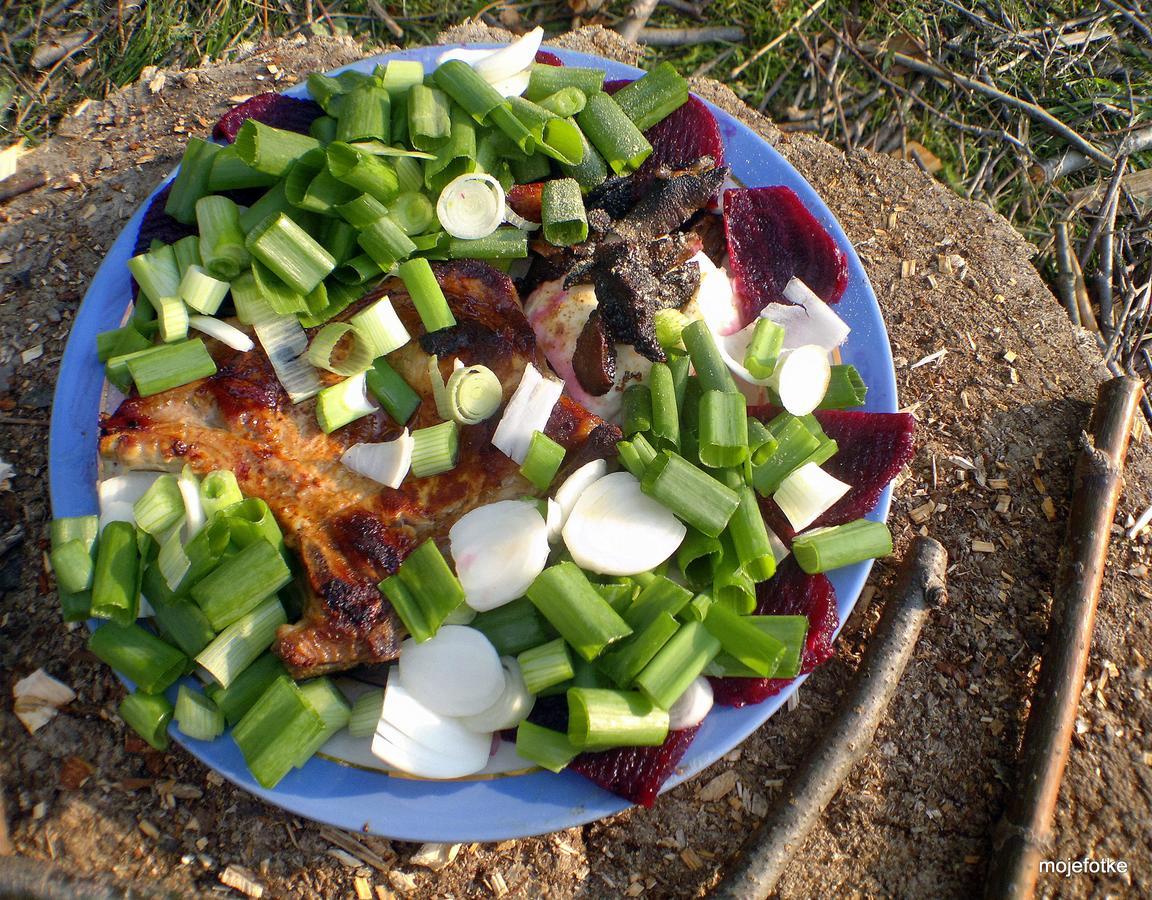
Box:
175;684;226;741
196;597;287;688
525;562;633;662
164;137;221;224
119;690;174;750
516;721;580;772
576;93;652;176
234;119;321;178
326;142;401;204
698;389;749;468
519;430;566;491
397;257;455;333
124;339;218;397
196;196;250;281
791;518;893;573
336;85;391;144
232;675;325;788
205;651;289;726
471;596;555;657
706;615;808;679
541;177;588;247
410;420;459;477
703;603;785;677
90;520;141;625
611;61;690;132
365;357;421;425
445;363;503;426
641;451;741;538
518;637;575;695
378;539;465;643
634;619;722;709
88;621;188;694
819;365;868;409
525;64;605;103
567;687;669;750
744;318;785;380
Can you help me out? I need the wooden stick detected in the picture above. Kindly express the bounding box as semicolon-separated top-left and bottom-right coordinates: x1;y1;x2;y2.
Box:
986;376;1142;900
731;0;827;78
364;0;403;38
1053;221;1082;328
617;0;660;42
1033;125;1152;184
713;537;948;900
0;171;48;204
637;25;744;45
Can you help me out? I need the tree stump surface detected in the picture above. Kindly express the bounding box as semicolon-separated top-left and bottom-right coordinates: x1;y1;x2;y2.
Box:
1;25;1149;899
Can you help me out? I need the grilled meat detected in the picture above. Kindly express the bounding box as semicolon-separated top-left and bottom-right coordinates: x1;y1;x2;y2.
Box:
100;260;620;678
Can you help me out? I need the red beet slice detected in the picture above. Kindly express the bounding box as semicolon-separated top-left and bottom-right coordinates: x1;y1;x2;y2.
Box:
133;184;197;258
507;182;544;223
213;92;324;143
724;186;849;327
570;726;702;807
710;558;838;708
535;49;563;66
750;406;916;542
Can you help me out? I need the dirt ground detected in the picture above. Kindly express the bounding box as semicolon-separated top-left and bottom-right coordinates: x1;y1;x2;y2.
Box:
2;24;1151;900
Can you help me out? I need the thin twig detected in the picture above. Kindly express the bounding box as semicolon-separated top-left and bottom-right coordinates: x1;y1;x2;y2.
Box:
1035;124;1152;183
731;0;828;78
364;0;403;38
1054;221;1082;326
0;172;48;203
617;0;660;43
637;26;744;45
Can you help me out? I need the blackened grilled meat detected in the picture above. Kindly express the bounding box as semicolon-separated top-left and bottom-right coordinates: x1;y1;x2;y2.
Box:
608;166;729;246
572;309;617;396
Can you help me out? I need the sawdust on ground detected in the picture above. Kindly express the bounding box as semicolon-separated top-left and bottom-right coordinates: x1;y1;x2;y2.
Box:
1;24;1150;900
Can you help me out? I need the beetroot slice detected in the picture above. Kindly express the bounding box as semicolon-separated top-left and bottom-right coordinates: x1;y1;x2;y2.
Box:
213;92;324;143
724;186;849;327
507;182;544;223
750;406;916;542
133;184;196;258
569;726;702;807
535;50;563;66
710;558;838;708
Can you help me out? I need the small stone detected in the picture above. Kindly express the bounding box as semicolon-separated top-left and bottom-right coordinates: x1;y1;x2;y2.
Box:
387;870;417;893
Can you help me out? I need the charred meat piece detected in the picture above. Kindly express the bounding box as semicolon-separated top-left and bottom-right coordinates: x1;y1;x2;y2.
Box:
687;210;727;265
658;260;701;311
572;309;617;396
586;176;639;222
583;243;666;362
608;165;729;246
101;260;620;678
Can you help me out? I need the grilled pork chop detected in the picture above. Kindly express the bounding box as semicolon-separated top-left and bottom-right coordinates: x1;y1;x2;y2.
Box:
100;260;620;678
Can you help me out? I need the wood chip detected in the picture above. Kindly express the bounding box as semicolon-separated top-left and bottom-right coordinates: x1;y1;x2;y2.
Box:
329;848;364;868
388;871;417;894
21;345;43;364
138;819;160;841
972;540;997;553
485;871;509;897
375;888;397;900
319;827;392;872
988;478;1010;490
680;848;704;871
698;769;738;802
910;348;947;369
1042;496;1057;522
355;876;373;900
219;864;264;898
995;495;1011;514
409;842;459;871
909;500;936;524
901;259;917;278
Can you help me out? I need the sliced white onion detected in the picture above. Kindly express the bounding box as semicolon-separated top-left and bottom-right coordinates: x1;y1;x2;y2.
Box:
341;430;413;489
488;69;532;98
545;497;563;544
459;657;535;733
397;626;505;717
436;173;506;240
177;472;205;541
668;676;713;730
188;315;255;352
562;471;687;576
253;314;321;403
504;204;540;231
436;48;492;66
552;459;607;529
491;363;564;464
768;345;832;415
767;527;791;564
777;276;851;350
98;471;162;532
691;252;742;337
773;462;851;532
473;27;543;83
450;500;550;611
372;720;491;779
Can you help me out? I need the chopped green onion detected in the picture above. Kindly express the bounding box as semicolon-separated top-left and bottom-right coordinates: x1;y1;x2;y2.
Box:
676;527;724;591
128;245;181;305
124;339;217;397
727;483;777;582
208;144;278;192
334;253;383;285
471;596;556;656
172;235;202;279
511;151;553;185
205;651;289;725
442;363;500;426
97;325;151;363
397;257;455;333
196;196;250;281
392;155;424;194
634;620;721;709
88;621;187;694
154;295;189;343
347;688;385;738
712;531;756;613
703;603;785;677
144;569;216;658
245;212;336;295
365;357;421;424
595;611;680;689
540;177;588;246
744;318;785;380
90;520;141;625
53;515;99;621
538;87;587;118
199;470;243;521
351;296;410;358
219;498;283;552
641;451;740;538
196;597;287;688
232;675;324;788
326;141;401;203
792;519;893;574
311;114;338;143
516;721;579;772
611;61;689;132
446;227;528;259
164;137;220;224
178;264;230;316
525;562;633;662
433;59;506;123
316;372;378;433
307;72;346;111
408;84;452;150
133;474;183;538
119;690;173;750
380;59;424;93
238;182;294;234
627;575;694;631
616;432;659;479
648;362;680;451
525;64;605;102
409;420;459;477
558;126;608;192
191;540;293;631
175;685;225;741
706;615;808;679
337;193;390;229
307;322;375;376
518;637;575;695
622;384;653;437
698;390;748;468
294;677;352;767
388;191;435;235
681;591;714;623
322;218;360;263
751;415;822;496
424;111;478;191
251;258;308;316
337;85;391;143
234;119;321;178
358;214;417;266
567;687;669;750
49;539;94;595
819;365;868;409
519;430;566;491
576;93;652;176
773;462;851;532
654;309;688;354
287;161;360;215
682;319;739;394
378;539;465;643
746;417;778;467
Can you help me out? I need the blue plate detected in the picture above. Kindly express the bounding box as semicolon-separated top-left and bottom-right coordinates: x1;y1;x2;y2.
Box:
49;45;897;842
